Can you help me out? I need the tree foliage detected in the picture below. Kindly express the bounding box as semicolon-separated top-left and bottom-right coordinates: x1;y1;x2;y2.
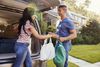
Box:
73;19;100;44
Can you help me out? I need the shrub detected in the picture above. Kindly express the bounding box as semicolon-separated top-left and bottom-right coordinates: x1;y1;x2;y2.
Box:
73;19;100;44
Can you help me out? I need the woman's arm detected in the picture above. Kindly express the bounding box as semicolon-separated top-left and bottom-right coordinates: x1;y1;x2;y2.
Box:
29;26;51;40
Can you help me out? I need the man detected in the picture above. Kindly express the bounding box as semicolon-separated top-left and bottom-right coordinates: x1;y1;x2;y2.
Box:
51;5;77;67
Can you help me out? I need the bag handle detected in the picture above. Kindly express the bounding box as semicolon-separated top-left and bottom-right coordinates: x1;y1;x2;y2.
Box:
57;40;63;46
43;38;52;45
43;39;47;45
49;38;52;43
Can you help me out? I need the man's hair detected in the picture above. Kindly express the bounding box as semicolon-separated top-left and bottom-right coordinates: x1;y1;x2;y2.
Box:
58;5;67;9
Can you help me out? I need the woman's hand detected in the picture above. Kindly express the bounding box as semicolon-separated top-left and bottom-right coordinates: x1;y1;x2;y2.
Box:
49;32;65;42
46;34;52;38
49;32;59;39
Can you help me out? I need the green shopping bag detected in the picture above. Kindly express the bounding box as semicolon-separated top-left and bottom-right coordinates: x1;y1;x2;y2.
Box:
53;42;66;67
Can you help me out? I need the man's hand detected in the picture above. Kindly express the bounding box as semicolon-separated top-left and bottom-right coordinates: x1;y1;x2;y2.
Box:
49;32;65;42
59;37;66;42
49;32;59;39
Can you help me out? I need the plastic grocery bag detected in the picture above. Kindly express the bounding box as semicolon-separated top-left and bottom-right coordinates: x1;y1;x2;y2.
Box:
53;42;66;67
40;38;55;61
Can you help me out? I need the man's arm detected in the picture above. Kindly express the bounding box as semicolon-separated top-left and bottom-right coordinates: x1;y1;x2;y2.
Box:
50;29;77;42
59;29;77;42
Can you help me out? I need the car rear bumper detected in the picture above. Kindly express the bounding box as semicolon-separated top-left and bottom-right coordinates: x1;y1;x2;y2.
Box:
0;53;47;67
0;60;47;67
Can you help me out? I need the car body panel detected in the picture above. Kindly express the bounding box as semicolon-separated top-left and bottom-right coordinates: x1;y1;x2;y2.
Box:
0;0;61;67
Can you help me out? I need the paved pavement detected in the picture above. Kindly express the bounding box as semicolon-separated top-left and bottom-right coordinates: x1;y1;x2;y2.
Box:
68;56;100;67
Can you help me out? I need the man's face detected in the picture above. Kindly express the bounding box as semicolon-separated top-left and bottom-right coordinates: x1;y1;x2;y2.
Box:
58;7;67;16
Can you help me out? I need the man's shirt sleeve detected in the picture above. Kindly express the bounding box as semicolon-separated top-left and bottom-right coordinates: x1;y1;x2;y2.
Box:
64;19;75;30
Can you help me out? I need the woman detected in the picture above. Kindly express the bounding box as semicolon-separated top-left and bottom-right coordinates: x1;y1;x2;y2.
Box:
13;8;51;67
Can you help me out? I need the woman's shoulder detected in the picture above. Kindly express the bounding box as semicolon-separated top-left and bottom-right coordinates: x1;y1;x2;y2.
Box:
26;20;31;24
25;20;33;28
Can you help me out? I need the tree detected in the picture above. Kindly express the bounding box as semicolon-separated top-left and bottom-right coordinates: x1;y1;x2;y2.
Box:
84;0;91;8
73;19;100;44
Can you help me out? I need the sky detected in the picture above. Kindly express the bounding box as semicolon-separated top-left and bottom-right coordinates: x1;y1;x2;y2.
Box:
76;0;100;15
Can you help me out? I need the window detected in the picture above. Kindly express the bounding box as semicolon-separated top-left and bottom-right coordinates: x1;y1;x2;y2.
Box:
15;0;32;3
0;17;41;55
0;18;17;54
22;0;32;2
0;1;42;63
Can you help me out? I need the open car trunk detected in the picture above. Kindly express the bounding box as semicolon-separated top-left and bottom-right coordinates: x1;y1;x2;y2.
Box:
0;0;61;67
0;0;60;12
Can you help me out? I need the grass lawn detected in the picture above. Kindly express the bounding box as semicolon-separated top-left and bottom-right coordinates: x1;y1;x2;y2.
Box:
47;60;79;67
69;44;100;63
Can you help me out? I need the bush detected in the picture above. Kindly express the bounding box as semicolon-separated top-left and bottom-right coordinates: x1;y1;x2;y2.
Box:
46;25;56;33
73;19;100;44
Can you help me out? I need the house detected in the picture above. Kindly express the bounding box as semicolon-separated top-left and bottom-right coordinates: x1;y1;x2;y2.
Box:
43;8;87;30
